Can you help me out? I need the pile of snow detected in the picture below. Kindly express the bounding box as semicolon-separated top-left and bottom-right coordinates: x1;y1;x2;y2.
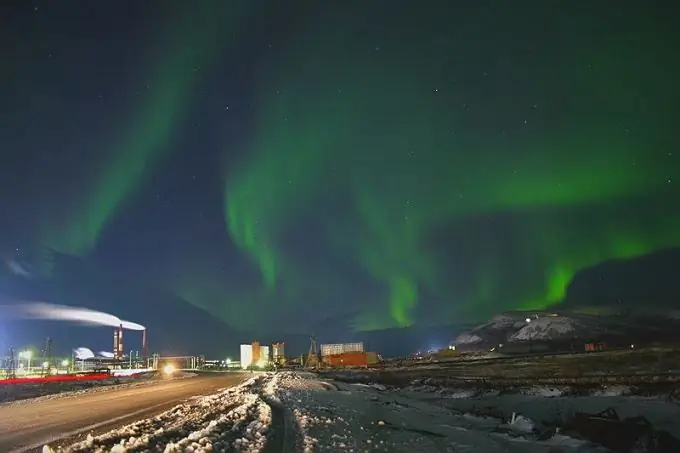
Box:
509;316;576;341
46;375;273;453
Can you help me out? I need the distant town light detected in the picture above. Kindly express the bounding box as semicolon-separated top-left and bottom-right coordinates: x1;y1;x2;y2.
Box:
61;359;69;367
42;361;49;368
525;318;532;323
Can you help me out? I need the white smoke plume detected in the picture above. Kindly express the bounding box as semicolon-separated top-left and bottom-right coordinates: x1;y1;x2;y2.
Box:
0;301;145;330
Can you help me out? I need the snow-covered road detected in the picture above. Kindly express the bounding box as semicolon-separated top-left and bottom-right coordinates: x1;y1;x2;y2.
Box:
44;371;680;452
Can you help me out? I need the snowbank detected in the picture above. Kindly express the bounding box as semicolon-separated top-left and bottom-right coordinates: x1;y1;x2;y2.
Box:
46;376;274;453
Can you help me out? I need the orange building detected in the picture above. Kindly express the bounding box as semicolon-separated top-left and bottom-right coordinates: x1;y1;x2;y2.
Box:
325;352;368;367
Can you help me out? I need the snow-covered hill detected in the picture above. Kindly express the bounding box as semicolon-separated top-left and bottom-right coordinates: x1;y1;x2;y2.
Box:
453;312;537;347
509;316;577;341
452;309;680;348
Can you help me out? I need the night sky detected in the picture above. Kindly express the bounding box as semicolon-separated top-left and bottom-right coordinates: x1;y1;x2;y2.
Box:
1;1;678;350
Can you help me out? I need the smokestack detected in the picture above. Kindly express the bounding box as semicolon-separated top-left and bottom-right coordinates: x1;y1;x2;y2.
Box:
113;328;119;359
142;328;148;364
117;324;124;359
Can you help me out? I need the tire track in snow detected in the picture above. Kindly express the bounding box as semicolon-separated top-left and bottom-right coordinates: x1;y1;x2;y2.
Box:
260;374;304;453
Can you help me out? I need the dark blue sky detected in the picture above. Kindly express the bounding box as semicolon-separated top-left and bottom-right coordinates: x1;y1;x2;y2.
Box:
1;0;679;357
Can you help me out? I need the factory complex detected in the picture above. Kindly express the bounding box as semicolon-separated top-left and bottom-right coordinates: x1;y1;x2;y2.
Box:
238;339;382;370
3;324;384;383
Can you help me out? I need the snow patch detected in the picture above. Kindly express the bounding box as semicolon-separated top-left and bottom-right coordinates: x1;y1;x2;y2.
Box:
501;413;535;433
593;385;631;397
447;389;478;399
524;386;565;398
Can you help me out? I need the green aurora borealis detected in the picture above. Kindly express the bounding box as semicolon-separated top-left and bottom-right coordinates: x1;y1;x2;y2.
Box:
38;2;258;256
11;2;680;332
224;4;679;329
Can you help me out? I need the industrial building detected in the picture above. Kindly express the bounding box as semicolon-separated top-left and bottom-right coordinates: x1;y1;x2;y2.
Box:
236;339;380;370
240;341;271;369
272;342;285;365
318;342;380;368
320;342;364;356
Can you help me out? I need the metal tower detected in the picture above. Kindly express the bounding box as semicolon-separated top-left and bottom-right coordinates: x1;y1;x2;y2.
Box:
6;347;17;380
42;337;54;376
304;335;319;369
